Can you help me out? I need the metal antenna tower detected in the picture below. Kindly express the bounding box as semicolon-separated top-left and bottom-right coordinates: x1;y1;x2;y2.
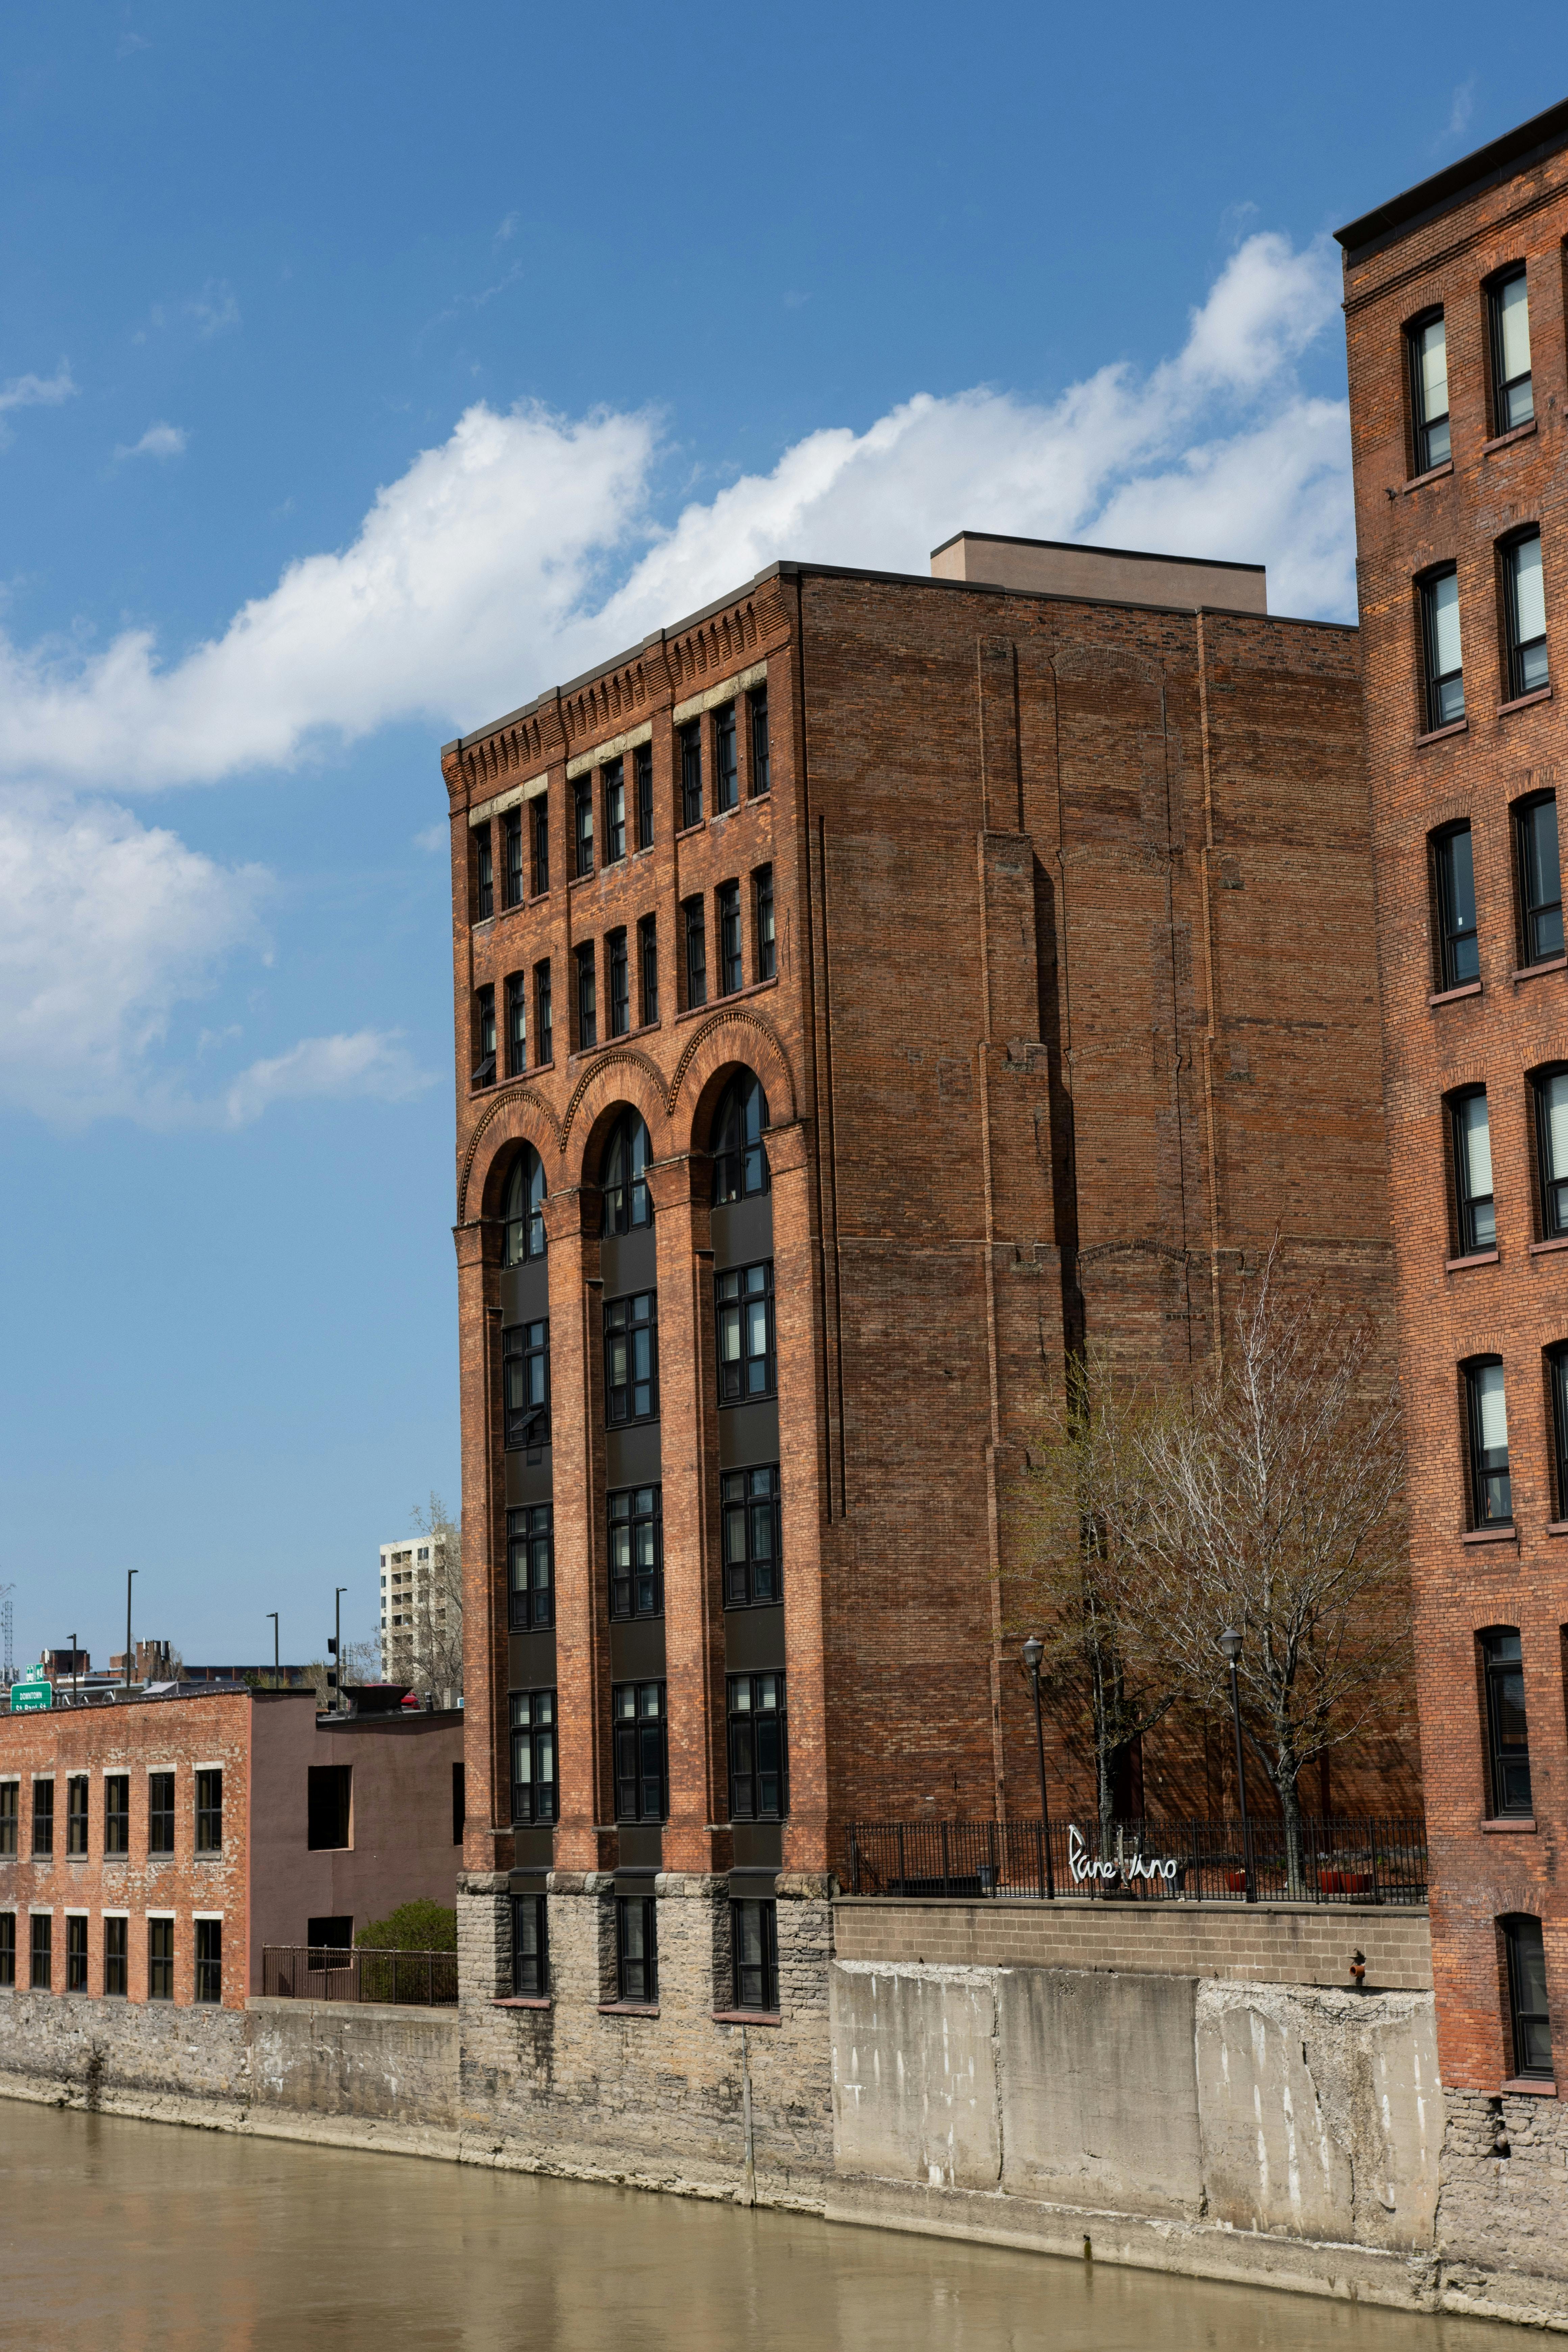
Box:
0;1586;13;1684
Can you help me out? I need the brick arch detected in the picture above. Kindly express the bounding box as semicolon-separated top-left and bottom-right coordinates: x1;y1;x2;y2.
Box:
458;1086;566;1226
669;1008;797;1153
559;1050;671;1165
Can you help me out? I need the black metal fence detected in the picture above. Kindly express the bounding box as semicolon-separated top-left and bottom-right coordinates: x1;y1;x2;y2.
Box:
260;1946;458;2004
845;1816;1427;1906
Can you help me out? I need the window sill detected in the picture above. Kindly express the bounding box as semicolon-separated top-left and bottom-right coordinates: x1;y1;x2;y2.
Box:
1511;952;1566;982
567;1020;661;1068
1446;1250;1499;1271
1483;419;1538;456
1529;1236;1568;1256
675;976;779;1026
1397;459;1454;493
1499;685;1553;718
1460;1526;1517;1545
1428;980;1482;1007
597;2001;659;2017
676;818;706;841
1416;717;1469;747
470;1063;553;1100
1481;1817;1536;1833
493;1995;551;2010
1547;1520;1568;1535
1500;2076;1557;2096
712;2009;782;2027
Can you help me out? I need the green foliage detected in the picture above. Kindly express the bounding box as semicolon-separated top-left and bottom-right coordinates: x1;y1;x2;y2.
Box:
354;1899;457;1953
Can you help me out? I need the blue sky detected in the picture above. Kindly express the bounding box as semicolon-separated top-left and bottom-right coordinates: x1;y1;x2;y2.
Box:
1;4;1563;1670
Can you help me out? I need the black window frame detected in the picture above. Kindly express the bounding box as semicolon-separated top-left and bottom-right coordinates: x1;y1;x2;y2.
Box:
66;1912;88;1992
508;1502;555;1631
147;1916;173;2001
1503;1913;1553;2079
503;806;524;908
306;1764;352;1852
103;1914;127;1997
1432;823;1480;990
731;1898;778;2012
535;962;553;1067
505;971;528;1075
473;984;497;1089
574;774;594;877
603;758;626;864
604;1290;658;1425
476;823;494;921
532;795;550;896
728;1671;788;1822
748;687;770;796
503;1316;550;1452
1408;307;1451;474
1420;564;1465;731
683;895;707;1008
607;927;630;1037
717;879;742;996
613;1681;667;1823
712;1072;771;1203
66;1774;89;1858
716;1260;776;1403
0;1782;16;1859
504;1144;548;1265
1503;529;1549;703
32;1779;53;1859
714;701;738;813
1549;1343;1568;1520
634;743;654;849
576;941;597;1051
104;1774;129;1859
512;1893;548;1996
1488;266;1534;436
510;1688;558;1825
195;1918;222;2005
0;1911;13;1989
722;1465;781;1607
601;1111;653;1234
31;1912;52;1992
1465;1356;1513;1528
638;913;658;1026
1515;789;1562;965
1449;1087;1496;1256
679;720;703;828
754;865;775;981
195;1768;223;1855
1481;1629;1533;1817
148;1771;175;1857
609;1484;663;1620
616;1894;658;2004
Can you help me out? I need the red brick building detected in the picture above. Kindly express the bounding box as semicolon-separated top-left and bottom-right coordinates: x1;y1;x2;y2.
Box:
1338;101;1568;2097
443;529;1412;2001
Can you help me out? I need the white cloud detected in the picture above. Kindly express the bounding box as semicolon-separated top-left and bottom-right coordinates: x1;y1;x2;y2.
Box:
115;421;188;463
413;821;448;854
0;363;77;448
222;1030;431;1127
187;282;240;339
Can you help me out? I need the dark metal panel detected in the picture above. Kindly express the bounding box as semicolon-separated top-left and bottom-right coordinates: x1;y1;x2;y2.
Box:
509;1628;559;1689
723;1603;786;1674
615;1839;662;1875
504;1447;554;1506
718;1400;779;1470
510;1834;554;1872
601;1226;657;1296
606;1422;662;1486
731;1823;783;1868
609;1618;666;1681
710;1195;774;1270
500;1258;549;1322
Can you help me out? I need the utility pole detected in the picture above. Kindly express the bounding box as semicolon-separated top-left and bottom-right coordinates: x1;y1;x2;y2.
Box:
124;1570;138;1693
334;1587;347;1713
70;1632;78;1699
266;1612;279;1679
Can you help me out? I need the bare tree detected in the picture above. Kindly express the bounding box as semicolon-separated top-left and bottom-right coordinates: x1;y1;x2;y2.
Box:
402;1491;464;1706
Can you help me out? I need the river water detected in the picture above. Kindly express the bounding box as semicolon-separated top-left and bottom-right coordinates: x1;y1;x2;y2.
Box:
0;2101;1522;2352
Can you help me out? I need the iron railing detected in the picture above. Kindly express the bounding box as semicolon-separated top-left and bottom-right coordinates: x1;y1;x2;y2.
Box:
845;1816;1427;1906
260;1945;458;2004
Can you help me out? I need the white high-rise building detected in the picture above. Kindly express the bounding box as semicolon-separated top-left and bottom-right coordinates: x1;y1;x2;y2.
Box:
378;1533;454;1684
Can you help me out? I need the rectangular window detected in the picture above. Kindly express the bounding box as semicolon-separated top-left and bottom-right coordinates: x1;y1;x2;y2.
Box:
635;743;654;849
1467;1359;1512;1527
31;1914;52;1992
148;1772;174;1857
512;1894;548;1996
1505;1915;1553;2078
754;866;775;981
535;962;553;1066
32;1781;53;1860
452;1762;465;1847
1490;268;1534;433
476;824;494;921
638;914;658;1026
508;1503;554;1631
1434;824;1479;988
147;1917;173;2002
104;1775;129;1859
679;720;703;827
749;688;770;795
1540;1070;1568;1237
532;795;550;896
0;1784;16;1858
195;1769;223;1855
195;1918;222;2005
1505;532;1549;700
103;1916;127;1998
722;1465;781;1606
714;702;738;813
614;1682;667;1822
609;1485;663;1619
574;776;594;876
473;984;497;1088
1551;1346;1568;1520
607;927;630;1037
509;1690;558;1825
603;759;626;863
717;1262;776;1402
503;1318;550;1451
728;1673;788;1821
503;807;524;908
307;1764;352;1852
717;880;742;996
66;1914;88;1993
604;1290;658;1424
505;972;528;1075
66;1776;89;1858
732;1899;777;2011
0;1913;15;1988
616;1895;657;2004
684;897;707;1008
1421;566;1464;729
1451;1091;1495;1253
1409;310;1450;472
1516;791;1562;966
576;942;597;1050
1482;1631;1532;1815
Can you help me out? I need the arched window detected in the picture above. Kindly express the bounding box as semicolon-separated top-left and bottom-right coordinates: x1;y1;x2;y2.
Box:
503;1146;546;1265
712;1074;770;1203
602;1112;652;1234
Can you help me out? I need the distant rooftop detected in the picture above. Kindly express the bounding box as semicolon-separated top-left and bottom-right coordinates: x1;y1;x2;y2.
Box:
930;530;1267;614
1336;95;1568;263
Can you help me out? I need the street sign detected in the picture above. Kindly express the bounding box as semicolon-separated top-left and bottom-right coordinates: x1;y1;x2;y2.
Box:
9;1675;51;1714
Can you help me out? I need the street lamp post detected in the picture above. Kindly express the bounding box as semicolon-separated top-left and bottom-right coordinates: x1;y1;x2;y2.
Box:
266;1612;279;1680
1021;1635;1056;1900
334;1587;347;1714
70;1633;78;1700
124;1570;138;1693
1217;1626;1254;1903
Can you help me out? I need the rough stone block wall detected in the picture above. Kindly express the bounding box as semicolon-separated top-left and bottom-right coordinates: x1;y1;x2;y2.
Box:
0;1985;249;2115
1432;2088;1568;2329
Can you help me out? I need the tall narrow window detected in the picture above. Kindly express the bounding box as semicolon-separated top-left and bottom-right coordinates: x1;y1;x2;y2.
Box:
576;942;597;1051
722;1465;781;1606
574;776;594;877
503;808;524;908
1490;269;1534;433
754;866;775;980
307;1766;352;1850
31;1914;52;1992
66;1776;89;1857
602;1111;652;1232
510;1690;558;1824
1535;1068;1568;1236
473;985;497;1088
147;1917;173;2001
503;1145;547;1265
532;796;550;896
148;1772;174;1857
1467;1359;1512;1526
32;1781;53;1859
1516;792;1562;962
66;1914;88;1992
1503;1915;1553;2079
104;1916;127;1996
195;1770;222;1853
617;1895;657;2004
607;928;630;1036
635;743;654;849
638;914;658;1026
603;758;626;863
717;880;742;995
679;720;703;827
508;1504;554;1630
535;962;553;1066
728;1672;788;1821
105;1775;129;1859
1481;1631;1532;1815
1409;310;1450;472
613;1682;667;1821
712;1073;770;1202
731;1900;778;2011
1433;823;1479;988
0;1783;16;1858
714;702;738;812
0;1913;13;1989
1548;1344;1568;1520
503;1318;550;1451
716;1262;776;1401
604;1291;658;1424
749;687;770;795
1421;566;1464;729
1451;1089;1496;1253
1504;532;1549;700
505;972;528;1075
195;1919;222;2004
512;1894;547;1996
609;1485;663;1619
683;896;707;1008
476;824;494;921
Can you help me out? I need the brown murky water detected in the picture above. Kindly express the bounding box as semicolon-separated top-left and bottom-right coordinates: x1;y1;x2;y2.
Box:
0;2101;1525;2352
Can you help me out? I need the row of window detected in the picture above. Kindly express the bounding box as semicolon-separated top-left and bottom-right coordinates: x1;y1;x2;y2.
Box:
509;1671;786;1829
1455;1346;1568;1529
0;1911;222;2004
509;1464;780;1633
0;1770;221;1862
1416;528;1549;734
1445;1070;1568;1253
472;868;775;1085
1406;264;1535;477
511;1891;779;2013
1430;795;1561;991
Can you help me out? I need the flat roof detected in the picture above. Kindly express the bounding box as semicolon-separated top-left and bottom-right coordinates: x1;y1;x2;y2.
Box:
929;528;1263;576
1336;94;1568;263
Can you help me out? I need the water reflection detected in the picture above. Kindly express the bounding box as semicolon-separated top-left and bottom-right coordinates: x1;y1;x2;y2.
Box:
0;2101;1520;2352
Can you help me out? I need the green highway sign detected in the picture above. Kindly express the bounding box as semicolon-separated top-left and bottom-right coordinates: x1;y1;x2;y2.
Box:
9;1679;51;1713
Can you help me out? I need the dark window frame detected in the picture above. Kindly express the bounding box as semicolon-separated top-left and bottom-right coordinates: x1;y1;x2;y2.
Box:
683;895;707;1008
1502;529;1549;702
1407;307;1451;474
748;687;770;796
503;1317;550;1452
195;1918;222;2005
1449;1087;1496;1255
609;1484;663;1620
731;1898;778;2011
535;962;553;1067
0;1911;13;1989
1432;823;1480;990
31;1912;52;1992
502;807;524;908
32;1779;54;1859
607;927;630;1037
754;865;775;981
473;984;497;1089
104;1774;129;1859
1420;564;1465;730
147;1916;173;2001
1515;789;1562;965
1481;1628;1533;1816
66;1774;89;1858
616;1894;658;2004
716;1260;776;1403
722;1465;782;1607
604;1290;659;1425
532;795;550;896
503;1144;548;1265
576;941;597;1051
1548;1343;1568;1519
679;720;703;828
728;1671;788;1822
1503;1913;1553;2079
66;1912;88;1992
613;1681;668;1823
0;1782;16;1859
574;775;595;877
103;1914;127;1997
714;701;738;813
603;757;627;865
717;879;742;996
306;1764;352;1852
712;1072;771;1203
195;1769;223;1855
512;1893;548;1996
476;823;494;921
505;971;528;1075
510;1688;558;1825
601;1111;652;1234
148;1771;174;1857
638;913;658;1026
634;743;654;850
1465;1356;1513;1528
508;1502;555;1631
1488;266;1534;436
